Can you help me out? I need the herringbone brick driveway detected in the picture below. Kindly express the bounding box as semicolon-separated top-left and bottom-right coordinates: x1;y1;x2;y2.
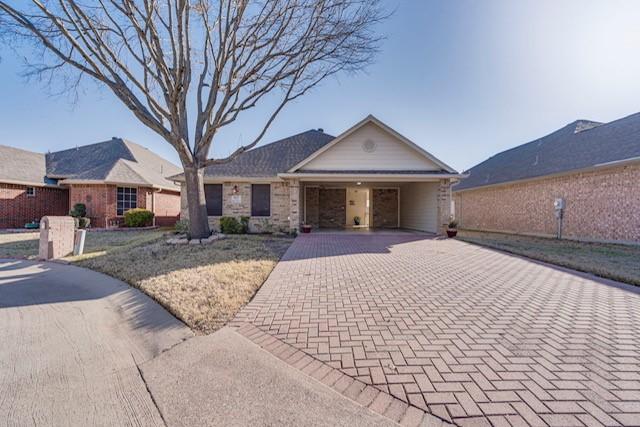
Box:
235;232;640;426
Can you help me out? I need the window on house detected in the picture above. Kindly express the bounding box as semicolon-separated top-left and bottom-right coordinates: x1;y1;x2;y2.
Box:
204;184;223;216
26;187;36;197
117;187;137;216
251;184;271;217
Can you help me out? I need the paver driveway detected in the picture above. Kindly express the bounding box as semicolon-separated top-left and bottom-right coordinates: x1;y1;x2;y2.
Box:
235;232;640;427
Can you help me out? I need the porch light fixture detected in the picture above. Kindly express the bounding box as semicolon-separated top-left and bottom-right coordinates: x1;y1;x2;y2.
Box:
232;185;239;194
356;182;362;185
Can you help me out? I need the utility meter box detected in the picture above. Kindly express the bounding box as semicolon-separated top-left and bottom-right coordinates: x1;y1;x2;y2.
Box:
554;198;565;211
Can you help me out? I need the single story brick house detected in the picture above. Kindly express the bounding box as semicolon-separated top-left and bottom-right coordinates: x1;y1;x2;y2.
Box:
453;112;640;244
174;116;464;234
0;138;181;228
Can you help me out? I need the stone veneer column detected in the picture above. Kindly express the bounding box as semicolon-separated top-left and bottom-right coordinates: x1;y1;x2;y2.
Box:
288;179;300;232
436;179;452;234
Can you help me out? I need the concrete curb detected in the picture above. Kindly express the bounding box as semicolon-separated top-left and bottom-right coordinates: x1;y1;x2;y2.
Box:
233;322;454;427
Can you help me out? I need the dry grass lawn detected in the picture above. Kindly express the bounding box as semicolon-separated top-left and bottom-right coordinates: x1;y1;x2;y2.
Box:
458;230;640;286
78;235;292;334
0;230;292;334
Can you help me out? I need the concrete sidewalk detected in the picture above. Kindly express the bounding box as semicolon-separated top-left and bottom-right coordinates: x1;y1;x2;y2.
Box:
0;259;193;426
141;327;397;426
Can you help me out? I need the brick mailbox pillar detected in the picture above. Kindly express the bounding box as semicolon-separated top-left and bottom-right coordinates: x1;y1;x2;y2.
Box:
39;216;76;260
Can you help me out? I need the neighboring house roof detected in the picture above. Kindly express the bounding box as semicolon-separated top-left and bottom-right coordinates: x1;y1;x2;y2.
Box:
454;112;640;191
1;139;181;191
190;130;335;179
0;145;52;187
48;138;181;191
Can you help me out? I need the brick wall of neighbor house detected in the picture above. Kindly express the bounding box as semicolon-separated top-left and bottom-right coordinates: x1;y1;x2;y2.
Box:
181;181;292;232
372;188;398;228
454;163;640;243
69;184;116;228
68;184;171;228
318;188;346;228
152;190;181;226
0;183;69;228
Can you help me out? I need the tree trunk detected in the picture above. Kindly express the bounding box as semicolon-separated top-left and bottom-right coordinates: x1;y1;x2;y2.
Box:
184;166;211;239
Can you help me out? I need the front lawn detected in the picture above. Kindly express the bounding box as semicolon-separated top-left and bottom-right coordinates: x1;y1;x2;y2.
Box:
0;230;292;334
457;230;640;286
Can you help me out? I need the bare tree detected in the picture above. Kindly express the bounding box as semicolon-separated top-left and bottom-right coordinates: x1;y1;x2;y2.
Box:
0;0;385;238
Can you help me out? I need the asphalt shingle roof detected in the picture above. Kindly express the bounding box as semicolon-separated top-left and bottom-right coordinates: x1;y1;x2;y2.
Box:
46;138;181;190
1;138;181;190
455;112;640;191
202;130;335;177
0;145;49;186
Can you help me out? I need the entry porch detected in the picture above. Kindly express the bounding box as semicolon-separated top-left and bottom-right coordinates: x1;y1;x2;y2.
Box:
288;177;454;234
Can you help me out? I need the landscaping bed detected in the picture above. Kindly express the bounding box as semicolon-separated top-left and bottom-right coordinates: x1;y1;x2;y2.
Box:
457;230;640;286
0;230;293;334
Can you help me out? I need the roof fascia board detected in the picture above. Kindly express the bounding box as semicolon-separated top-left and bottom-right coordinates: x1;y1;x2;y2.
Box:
0;179;63;188
278;172;466;182
454;157;640;193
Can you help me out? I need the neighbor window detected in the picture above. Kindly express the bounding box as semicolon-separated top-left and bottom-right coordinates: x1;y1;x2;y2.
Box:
26;187;36;197
204;184;223;216
117;187;137;216
251;184;270;217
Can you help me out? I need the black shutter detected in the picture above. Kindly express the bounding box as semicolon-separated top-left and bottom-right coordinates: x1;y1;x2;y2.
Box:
204;184;223;216
251;184;271;217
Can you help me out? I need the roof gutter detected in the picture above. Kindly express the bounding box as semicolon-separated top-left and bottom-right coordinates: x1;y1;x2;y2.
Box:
58;178;179;192
277;172;467;182
0;178;64;188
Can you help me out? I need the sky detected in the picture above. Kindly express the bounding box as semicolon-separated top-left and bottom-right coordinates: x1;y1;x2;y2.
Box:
2;0;640;172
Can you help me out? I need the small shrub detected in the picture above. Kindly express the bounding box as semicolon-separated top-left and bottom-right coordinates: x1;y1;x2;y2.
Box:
124;208;154;227
220;216;242;234
448;219;458;229
72;216;91;229
240;216;250;234
70;203;87;218
175;219;189;234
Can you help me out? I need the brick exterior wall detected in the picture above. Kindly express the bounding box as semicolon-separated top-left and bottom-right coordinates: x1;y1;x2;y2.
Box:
181;181;293;233
372;188;399;228
304;187;320;227
69;184;180;228
150;189;181;226
437;179;453;233
0;183;69;228
317;188;346;228
454;163;640;243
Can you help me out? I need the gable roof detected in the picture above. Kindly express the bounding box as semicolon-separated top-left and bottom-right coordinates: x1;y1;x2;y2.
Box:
0;145;52;187
454;112;640;191
288;115;457;173
194;130;335;178
47;138;181;190
1;139;181;190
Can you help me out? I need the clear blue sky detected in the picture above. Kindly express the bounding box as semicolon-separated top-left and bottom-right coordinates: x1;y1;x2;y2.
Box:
2;0;640;172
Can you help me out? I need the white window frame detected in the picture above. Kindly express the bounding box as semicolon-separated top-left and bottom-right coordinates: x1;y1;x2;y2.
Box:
116;186;138;216
26;187;36;197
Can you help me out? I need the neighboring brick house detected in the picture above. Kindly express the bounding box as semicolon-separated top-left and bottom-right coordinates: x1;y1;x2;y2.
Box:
453;112;640;244
174;115;464;234
0;139;182;228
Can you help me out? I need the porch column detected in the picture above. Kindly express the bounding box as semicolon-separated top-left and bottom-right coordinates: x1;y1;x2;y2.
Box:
436;179;452;234
288;179;301;232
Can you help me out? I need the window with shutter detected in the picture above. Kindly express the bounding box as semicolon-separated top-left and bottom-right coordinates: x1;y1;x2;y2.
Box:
251;184;270;217
204;184;223;216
